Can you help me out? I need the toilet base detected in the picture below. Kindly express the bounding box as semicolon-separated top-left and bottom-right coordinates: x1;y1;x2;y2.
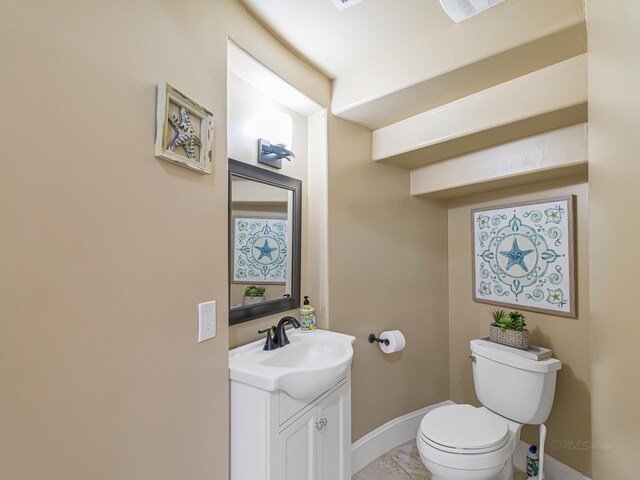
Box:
427;455;514;480
494;457;513;480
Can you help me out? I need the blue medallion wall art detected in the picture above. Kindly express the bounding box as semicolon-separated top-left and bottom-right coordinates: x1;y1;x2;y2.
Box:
233;217;288;283
472;196;576;317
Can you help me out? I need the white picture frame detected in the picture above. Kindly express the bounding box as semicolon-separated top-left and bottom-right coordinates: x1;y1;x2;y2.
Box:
154;82;214;174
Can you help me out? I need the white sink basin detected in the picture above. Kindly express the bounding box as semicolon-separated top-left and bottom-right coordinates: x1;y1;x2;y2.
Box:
229;329;356;399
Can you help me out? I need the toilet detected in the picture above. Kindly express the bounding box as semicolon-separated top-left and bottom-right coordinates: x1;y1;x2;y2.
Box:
417;339;561;480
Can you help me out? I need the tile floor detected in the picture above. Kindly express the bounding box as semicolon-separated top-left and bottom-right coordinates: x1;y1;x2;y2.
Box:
352;440;528;480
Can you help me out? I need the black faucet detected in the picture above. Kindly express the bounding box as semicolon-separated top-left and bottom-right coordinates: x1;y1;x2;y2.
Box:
274;316;301;348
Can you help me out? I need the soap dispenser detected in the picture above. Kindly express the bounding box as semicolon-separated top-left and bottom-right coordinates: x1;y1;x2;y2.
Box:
299;296;316;332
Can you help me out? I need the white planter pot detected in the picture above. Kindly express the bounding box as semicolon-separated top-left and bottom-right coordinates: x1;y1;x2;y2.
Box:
243;296;265;306
489;325;529;350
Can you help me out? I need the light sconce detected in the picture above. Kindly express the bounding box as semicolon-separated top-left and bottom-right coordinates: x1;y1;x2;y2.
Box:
258;138;295;170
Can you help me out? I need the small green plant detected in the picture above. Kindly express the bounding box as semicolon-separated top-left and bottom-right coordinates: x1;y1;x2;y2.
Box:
491;309;527;332
244;285;266;297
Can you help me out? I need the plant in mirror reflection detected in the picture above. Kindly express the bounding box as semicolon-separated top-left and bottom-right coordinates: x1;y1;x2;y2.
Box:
244;285;266;297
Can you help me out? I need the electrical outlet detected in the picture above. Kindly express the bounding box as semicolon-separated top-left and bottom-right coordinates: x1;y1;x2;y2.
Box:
198;301;216;342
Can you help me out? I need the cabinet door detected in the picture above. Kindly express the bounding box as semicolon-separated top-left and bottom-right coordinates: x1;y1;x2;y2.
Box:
317;383;350;480
278;407;318;480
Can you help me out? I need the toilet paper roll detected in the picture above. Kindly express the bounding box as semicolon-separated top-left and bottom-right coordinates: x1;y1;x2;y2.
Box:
379;330;406;354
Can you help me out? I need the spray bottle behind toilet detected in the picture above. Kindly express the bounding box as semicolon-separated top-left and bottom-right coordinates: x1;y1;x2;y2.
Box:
527;445;540;478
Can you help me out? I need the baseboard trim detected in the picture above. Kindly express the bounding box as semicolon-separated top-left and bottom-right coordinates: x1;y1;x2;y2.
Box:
351;400;454;475
514;441;591;480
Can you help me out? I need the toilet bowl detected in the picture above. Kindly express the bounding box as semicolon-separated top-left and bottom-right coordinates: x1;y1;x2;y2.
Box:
416;339;562;480
416;404;520;480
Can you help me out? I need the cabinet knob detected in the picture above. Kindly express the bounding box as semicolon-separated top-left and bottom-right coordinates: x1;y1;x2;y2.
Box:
315;420;323;431
321;418;328;426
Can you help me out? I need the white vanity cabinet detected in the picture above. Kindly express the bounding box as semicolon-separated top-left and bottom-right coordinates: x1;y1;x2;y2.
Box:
230;375;351;480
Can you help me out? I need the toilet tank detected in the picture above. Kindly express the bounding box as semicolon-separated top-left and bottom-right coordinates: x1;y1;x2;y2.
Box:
470;339;561;424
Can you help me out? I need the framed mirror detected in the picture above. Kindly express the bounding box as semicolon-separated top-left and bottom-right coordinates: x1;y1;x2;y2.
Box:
228;159;302;325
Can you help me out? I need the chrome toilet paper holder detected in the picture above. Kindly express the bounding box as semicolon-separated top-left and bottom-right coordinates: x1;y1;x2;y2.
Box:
368;333;390;346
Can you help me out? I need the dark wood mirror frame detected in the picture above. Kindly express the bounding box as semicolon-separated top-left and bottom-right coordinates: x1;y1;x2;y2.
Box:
228;158;302;325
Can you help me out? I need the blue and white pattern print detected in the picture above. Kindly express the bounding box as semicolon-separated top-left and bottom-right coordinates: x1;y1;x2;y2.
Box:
233;218;288;283
473;197;575;316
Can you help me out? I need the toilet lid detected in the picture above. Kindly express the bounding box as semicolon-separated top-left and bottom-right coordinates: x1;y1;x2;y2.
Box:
419;405;509;453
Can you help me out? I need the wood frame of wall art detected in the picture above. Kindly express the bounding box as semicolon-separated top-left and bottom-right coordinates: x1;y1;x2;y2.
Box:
471;195;576;318
154;82;214;174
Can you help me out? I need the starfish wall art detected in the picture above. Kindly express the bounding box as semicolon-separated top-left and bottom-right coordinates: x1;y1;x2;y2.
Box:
155;82;214;174
472;196;576;317
167;107;202;160
233;217;288;283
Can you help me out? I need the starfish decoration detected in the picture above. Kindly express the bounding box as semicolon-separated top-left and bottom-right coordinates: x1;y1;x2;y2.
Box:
499;238;534;272
254;239;277;261
547;288;565;305
167;107;201;160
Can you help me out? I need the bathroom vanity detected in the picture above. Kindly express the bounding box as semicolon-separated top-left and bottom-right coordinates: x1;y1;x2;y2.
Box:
229;329;354;480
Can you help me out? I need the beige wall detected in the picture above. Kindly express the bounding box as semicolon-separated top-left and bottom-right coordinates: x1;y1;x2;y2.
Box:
7;2;638;478
448;176;591;476
0;1;327;479
587;1;640;477
326;115;450;441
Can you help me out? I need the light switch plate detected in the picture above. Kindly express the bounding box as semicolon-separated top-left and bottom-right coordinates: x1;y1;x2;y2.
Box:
198;301;216;342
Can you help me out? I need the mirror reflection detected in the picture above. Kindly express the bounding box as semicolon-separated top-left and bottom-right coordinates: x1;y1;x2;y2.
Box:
228;159;301;324
230;176;294;310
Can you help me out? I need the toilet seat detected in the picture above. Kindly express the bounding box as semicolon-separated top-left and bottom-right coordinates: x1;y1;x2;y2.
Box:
419;405;509;454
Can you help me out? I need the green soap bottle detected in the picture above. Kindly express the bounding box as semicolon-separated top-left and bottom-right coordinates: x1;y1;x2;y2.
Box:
299;296;316;332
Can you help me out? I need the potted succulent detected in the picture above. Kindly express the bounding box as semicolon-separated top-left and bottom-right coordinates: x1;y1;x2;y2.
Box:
242;285;266;306
489;309;529;350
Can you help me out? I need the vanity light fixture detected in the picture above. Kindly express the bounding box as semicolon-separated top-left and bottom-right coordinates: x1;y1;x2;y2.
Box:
258;138;295;170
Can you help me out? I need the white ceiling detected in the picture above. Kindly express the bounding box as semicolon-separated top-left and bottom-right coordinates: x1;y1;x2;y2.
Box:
238;0;453;79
